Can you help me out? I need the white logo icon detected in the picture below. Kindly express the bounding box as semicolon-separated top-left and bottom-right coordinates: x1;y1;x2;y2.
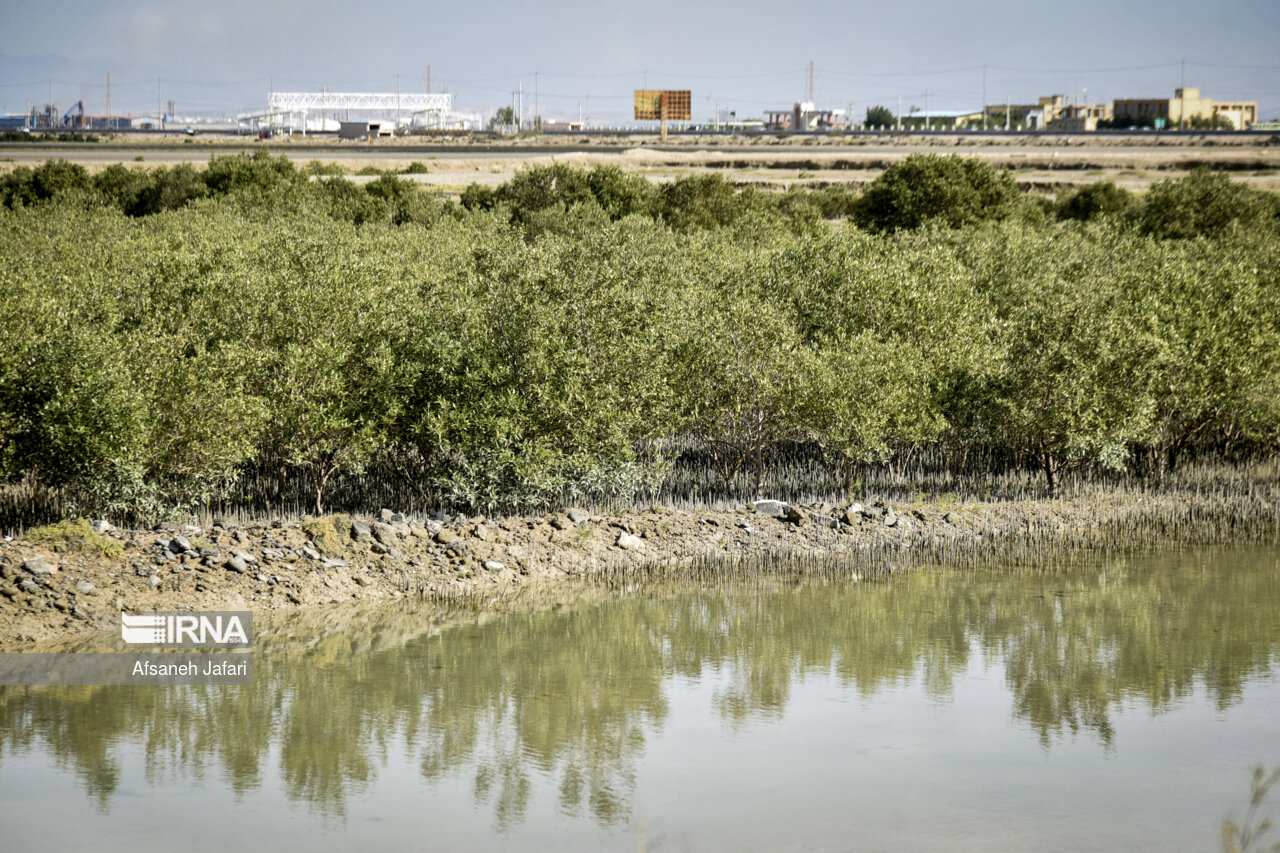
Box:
120;612;251;646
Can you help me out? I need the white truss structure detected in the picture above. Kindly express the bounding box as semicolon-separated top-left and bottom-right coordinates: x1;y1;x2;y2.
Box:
267;92;452;113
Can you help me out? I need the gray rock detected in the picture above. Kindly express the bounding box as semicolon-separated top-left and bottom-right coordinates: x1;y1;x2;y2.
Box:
883;511;899;528
862;506;886;520
435;530;459;545
567;509;590;524
74;580;97;595
483;560;506;571
379;509;395;523
0;583;19;599
782;506;805;526
841;509;862;526
89;519;114;534
323;558;349;568
811;513;839;530
616;531;645;551
752;500;787;517
225;555;249;574
409;525;430;540
389;512;407;525
350;522;372;543
170;536;193;554
155;538;171;551
551;517;572;531
301;546;321;561
370;542;389;555
352;575;370;586
737;522;756;535
255;572;269;583
371;523;397;546
147;574;161;590
261;548;282;561
19;578;40;595
22;556;56;575
233;550;257;564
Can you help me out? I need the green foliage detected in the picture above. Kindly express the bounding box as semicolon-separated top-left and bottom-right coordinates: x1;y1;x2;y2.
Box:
853;154;1021;232
0;155;1277;518
864;105;895;128
1056;181;1134;222
1138;169;1274;239
22;518;124;559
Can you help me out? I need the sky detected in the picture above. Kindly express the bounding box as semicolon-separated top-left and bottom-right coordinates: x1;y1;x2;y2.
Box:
2;0;1279;123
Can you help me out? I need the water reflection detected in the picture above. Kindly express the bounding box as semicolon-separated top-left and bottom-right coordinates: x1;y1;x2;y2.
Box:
1;548;1277;826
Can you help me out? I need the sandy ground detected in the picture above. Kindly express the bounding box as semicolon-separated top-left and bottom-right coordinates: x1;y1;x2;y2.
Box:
5;134;1280;193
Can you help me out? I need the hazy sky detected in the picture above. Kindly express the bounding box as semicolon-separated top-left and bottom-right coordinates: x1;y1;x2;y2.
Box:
3;0;1279;121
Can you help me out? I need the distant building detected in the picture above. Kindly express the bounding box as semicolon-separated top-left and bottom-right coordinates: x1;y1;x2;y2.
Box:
338;120;394;140
1112;88;1256;130
764;102;845;131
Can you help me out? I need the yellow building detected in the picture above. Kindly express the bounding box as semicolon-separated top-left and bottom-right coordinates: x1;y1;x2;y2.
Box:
1113;88;1256;129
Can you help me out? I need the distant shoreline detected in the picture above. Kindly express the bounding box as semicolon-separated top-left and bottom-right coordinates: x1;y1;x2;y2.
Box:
3;490;1277;650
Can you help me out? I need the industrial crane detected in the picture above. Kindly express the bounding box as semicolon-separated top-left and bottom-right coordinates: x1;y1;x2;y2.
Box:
62;100;84;128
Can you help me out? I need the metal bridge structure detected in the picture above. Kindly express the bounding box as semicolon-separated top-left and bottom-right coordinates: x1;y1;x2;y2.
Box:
239;91;470;133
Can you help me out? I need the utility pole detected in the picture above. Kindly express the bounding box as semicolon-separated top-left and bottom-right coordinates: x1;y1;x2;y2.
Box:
518;81;523;132
982;63;987;130
807;60;815;103
924;91;929;131
396;74;401;131
578;100;583;129
534;71;539;133
1006;95;1011;131
321;85;326;132
897;95;902;131
427;65;432;93
157;78;163;130
106;73;112;129
1179;58;1186;129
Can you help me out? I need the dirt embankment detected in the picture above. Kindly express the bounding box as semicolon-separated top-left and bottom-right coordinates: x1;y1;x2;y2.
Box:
1;493;1274;649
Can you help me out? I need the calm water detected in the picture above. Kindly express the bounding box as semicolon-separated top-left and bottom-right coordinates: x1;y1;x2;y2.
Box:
2;548;1279;851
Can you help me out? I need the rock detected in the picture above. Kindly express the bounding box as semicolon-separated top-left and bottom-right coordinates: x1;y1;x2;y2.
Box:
884;511;899;528
942;511;955;524
912;510;927;523
301;546;321;561
350;522;372;543
409;525;430;539
567;509;590;524
483;560;506;571
472;524;491;541
89;519;114;534
255;573;269;583
862;506;886;520
323;558;349;568
225;555;249;574
371;523;397;546
262;548;282;561
435;530;459;545
22;556;56;575
352;575;370;586
811;513;839;530
19;578;40;595
370;542;389;555
379;509;395;523
616;531;645;552
169;536;192;554
752;500;788;517
551;517;572;531
0;583;20;599
285;591;301;605
737;522;755;535
782;506;805;526
147;574;161;590
233;550;257;564
74;580;97;595
841;509;862;526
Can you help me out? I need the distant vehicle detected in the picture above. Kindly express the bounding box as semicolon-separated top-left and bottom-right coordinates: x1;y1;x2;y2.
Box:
184;127;195;136
257;129;273;140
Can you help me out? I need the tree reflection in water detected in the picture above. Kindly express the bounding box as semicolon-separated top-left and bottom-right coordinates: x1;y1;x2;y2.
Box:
1;548;1276;825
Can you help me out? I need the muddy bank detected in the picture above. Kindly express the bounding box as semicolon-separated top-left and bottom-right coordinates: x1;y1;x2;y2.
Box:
1;492;1276;649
